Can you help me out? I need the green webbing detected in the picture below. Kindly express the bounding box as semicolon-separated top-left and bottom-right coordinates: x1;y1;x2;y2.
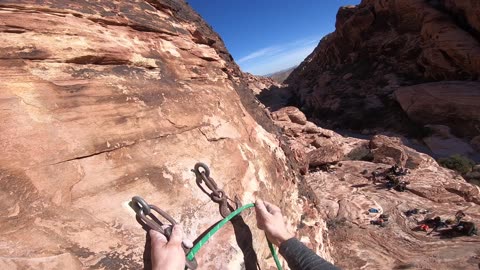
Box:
186;203;283;269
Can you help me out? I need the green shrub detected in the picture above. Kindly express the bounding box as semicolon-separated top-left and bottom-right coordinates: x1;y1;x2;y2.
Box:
438;154;475;175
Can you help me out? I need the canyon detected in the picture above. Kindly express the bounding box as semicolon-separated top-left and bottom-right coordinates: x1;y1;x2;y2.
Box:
0;0;479;269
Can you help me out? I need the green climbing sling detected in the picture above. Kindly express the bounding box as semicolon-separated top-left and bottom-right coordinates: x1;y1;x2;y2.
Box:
186;203;283;269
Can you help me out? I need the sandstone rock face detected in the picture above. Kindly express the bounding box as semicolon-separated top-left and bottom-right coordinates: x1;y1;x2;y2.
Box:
308;142;344;166
265;105;480;269
422;125;475;158
244;72;282;95
286;0;480;137
307;159;480;269
395;81;480;137
0;1;317;269
272;106;307;125
370;135;408;167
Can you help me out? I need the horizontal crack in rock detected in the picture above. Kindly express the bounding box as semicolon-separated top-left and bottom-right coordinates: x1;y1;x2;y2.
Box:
47;125;203;166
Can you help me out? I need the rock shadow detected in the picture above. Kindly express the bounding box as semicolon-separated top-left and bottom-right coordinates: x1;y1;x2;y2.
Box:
257;84;292;112
190;206;260;270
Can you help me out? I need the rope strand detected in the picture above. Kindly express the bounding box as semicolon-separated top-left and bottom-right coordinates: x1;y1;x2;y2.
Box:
186;203;282;269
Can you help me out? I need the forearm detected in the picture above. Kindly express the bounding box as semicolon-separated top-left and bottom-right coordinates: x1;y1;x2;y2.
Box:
279;238;340;270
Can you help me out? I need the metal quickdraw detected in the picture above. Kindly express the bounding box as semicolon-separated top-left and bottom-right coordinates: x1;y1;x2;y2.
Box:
130;196;198;270
192;162;241;218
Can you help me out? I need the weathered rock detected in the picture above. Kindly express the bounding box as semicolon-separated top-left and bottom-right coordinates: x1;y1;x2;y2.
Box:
422;125;475;157
263;93;480;269
276;121;304;137
0;1;316;269
286;0;480;137
289;140;309;175
308;141;344;166
244;72;282;95
369;135;408;167
272;106;308;125
304;122;339;138
395;82;480;137
306;159;480;270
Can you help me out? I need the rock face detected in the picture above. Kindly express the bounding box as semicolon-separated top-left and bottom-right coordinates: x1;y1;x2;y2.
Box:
267;106;480;269
394;81;480;137
370;135;408;167
0;1;319;269
267;66;296;84
286;0;480;139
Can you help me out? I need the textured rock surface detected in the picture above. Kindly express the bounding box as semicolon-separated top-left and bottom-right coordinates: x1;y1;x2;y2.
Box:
267;107;480;269
370;135;408;167
422;125;475;158
0;1;320;269
286;0;480;141
307;159;480;269
395;81;480;137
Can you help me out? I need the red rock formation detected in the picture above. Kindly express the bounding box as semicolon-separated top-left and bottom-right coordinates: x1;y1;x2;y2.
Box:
394;81;480;137
268;106;480;269
0;1;320;269
286;0;480;141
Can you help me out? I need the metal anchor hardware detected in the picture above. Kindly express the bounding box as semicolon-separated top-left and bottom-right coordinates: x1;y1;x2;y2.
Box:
192;162;242;218
130;196;198;270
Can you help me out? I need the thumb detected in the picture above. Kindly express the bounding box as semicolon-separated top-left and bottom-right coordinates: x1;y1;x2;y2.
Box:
150;230;167;249
255;199;269;216
168;225;183;246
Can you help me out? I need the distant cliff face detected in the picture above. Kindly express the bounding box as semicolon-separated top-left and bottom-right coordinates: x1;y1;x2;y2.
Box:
0;1;322;269
286;0;480;139
267;66;296;83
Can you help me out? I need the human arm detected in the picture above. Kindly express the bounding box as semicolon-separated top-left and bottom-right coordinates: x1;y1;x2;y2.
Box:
255;199;340;270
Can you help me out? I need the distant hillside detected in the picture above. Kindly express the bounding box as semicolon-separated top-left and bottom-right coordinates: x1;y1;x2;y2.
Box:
267;66;296;83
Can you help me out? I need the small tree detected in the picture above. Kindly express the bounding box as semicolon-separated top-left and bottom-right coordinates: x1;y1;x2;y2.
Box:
438;154;475;175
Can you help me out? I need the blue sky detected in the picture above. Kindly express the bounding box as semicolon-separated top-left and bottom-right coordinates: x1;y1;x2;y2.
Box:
188;0;360;75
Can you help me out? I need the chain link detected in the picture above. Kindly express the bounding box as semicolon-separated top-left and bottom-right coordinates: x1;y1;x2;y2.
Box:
193;162;241;217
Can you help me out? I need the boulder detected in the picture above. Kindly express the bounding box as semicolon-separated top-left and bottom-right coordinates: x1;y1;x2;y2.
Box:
289;140;309;175
369;135;408;167
304;122;339;138
276;121;304;137
272;106;307;125
308;141;344;166
422;125;475;157
394;82;480;137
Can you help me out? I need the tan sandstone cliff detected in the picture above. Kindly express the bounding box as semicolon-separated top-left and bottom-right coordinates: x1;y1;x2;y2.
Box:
267;106;480;269
286;0;480;145
0;1;326;269
250;0;480;268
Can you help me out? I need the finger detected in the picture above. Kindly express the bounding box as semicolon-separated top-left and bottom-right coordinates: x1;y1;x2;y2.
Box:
182;239;193;249
150;230;168;249
263;201;281;214
255;199;269;215
168;224;183;246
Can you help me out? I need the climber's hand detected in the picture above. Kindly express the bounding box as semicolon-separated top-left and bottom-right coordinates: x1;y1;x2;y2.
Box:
255;199;294;246
150;225;186;270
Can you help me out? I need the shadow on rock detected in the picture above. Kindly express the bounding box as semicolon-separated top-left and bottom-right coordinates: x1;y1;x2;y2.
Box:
230;215;260;270
191;211;260;270
257;85;292;112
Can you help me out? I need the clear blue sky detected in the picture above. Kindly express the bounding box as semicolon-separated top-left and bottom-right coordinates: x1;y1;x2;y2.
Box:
188;0;360;75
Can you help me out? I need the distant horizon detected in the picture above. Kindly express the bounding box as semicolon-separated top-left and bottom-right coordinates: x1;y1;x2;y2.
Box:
188;1;360;75
263;65;298;77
